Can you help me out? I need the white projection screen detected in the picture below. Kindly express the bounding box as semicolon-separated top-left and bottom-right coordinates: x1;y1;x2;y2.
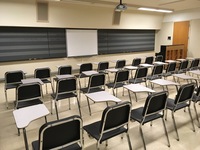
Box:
66;29;98;57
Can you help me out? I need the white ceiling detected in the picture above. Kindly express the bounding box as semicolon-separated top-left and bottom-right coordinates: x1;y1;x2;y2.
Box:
55;0;200;12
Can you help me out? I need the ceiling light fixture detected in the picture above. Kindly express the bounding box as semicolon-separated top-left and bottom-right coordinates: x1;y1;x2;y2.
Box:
138;7;173;13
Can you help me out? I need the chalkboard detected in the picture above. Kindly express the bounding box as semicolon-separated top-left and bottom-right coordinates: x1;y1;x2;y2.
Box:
66;29;98;57
0;27;66;62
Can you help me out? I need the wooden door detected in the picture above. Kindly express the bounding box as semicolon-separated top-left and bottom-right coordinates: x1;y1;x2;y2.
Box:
173;21;189;58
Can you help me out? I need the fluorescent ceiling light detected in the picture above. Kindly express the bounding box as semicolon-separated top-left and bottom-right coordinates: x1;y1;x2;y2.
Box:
138;7;173;13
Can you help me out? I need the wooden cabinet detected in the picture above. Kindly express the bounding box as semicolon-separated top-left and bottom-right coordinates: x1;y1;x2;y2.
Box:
160;45;185;61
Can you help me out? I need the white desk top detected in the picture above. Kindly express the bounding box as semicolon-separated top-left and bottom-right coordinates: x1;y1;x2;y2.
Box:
56;74;74;79
173;73;197;80
105;68;119;73
21;78;43;85
124;66;138;70
150;79;179;86
139;63;154;67
85;91;121;103
82;70;98;76
177;59;186;61
165;60;177;63
124;84;155;93
189;70;200;75
154;61;167;65
13;104;49;129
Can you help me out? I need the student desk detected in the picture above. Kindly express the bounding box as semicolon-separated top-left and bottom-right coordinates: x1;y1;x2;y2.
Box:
13;104;49;150
85;91;121;115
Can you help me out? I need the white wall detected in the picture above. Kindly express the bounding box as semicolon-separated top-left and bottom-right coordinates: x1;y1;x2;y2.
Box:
0;0;162;79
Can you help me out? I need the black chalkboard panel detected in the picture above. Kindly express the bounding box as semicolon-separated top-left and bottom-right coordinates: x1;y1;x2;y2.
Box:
98;29;155;54
0;27;66;62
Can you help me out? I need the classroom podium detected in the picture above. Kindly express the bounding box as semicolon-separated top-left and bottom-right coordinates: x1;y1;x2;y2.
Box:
156;44;185;61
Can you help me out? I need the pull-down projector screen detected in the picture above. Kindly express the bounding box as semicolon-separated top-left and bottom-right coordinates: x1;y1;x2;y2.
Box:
66;29;98;57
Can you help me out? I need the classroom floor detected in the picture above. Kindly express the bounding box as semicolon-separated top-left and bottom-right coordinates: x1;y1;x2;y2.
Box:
0;75;200;150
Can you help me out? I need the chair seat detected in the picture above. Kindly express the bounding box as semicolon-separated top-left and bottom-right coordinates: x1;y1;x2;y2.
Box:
129;78;146;84
106;82;125;89
131;107;163;125
41;79;51;84
15;99;43;109
146;75;162;80
192;94;200;103
83;121;128;143
166;98;189;111
80;87;104;94
32;140;82;150
5;83;21;90
51;93;77;101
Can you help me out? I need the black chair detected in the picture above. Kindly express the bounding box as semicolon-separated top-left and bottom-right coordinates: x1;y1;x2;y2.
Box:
165;83;195;141
155;55;163;62
189;58;200;70
163;62;177;79
32;115;83;150
4;70;25;108
15;83;43;109
106;70;129;96
132;58;141;66
53;65;72;88
75;63;93;88
129;67;148;87
34;67;53;94
79;73;105;99
191;85;200;127
145;56;154;64
97;61;109;73
131;91;170;150
115;59;126;69
51;77;81;120
147;65;164;86
58;65;72;75
177;60;189;74
83;101;132;150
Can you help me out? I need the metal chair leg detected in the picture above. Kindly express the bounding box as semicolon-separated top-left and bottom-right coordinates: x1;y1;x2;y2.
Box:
87;97;92;116
76;97;82;118
139;124;146;150
171;111;179;141
68;98;71;110
5;90;9;109
194;102;200;128
188;106;195;132
162;118;170;147
55;101;59;120
126;133;132;150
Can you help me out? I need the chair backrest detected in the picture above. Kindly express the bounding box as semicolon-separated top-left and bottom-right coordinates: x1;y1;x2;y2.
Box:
145;56;154;64
115;60;126;69
114;70;129;83
80;63;93;73
16;83;42;108
142;91;168;117
179;60;188;71
175;83;195;104
97;61;109;72
35;67;51;79
37;115;82;150
155;55;163;62
190;58;200;70
99;102;131;135
151;65;163;76
58;65;72;75
56;77;77;95
132;58;141;66
134;67;148;79
166;62;176;73
5;70;24;84
88;73;105;89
